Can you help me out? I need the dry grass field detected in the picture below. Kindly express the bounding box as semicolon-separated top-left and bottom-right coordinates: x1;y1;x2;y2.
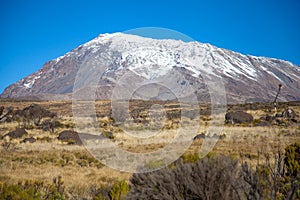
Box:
0;99;299;199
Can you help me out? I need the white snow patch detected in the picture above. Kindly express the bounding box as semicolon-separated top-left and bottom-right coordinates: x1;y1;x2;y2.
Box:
268;72;283;82
23;72;42;89
54;55;64;63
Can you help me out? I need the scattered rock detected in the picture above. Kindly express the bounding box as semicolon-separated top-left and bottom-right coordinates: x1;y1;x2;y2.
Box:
254;121;270;127
225;111;253;124
258;108;298;126
291;118;298;123
0;106;13;123
4;128;28;139
22;137;36;143
0;116;7;123
193;132;226;140
260;114;275;122
209;133;226;139
275;118;286;125
58;130;82;145
282;108;297;119
103;131;114;139
193;133;206;140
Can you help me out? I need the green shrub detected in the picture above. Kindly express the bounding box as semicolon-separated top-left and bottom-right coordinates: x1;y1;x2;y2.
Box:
91;180;129;200
252;118;262;126
181;153;200;163
109;180;129;200
66;139;75;145
284;142;300;177
0;183;40;200
0;176;65;200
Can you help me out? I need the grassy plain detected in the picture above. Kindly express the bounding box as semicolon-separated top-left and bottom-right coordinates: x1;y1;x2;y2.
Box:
0;99;299;199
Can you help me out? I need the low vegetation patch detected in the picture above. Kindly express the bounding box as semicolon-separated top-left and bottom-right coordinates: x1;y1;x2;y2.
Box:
127;143;300;200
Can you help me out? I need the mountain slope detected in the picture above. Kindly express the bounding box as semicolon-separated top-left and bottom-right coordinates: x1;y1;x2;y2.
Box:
1;33;300;103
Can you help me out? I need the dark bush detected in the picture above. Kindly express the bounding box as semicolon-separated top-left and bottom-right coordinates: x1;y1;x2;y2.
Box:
40;119;63;133
127;145;300;200
127;156;243;200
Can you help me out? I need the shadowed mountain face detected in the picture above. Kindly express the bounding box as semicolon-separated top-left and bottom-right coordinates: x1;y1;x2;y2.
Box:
1;33;300;103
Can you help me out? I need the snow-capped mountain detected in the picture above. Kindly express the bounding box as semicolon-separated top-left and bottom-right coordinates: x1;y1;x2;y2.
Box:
1;33;300;103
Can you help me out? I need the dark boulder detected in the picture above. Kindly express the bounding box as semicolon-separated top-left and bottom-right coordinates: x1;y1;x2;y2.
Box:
4;128;28;139
225;111;253;124
22;137;36;143
58;130;82;145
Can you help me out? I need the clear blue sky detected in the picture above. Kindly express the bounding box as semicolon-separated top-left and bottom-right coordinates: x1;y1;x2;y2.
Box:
1;0;299;93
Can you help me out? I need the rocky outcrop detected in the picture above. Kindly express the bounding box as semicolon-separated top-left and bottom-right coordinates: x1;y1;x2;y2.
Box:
281;108;297;119
0;104;56;125
18;104;56;120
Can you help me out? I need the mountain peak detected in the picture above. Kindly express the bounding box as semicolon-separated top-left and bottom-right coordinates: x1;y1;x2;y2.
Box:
1;33;300;103
96;32;122;41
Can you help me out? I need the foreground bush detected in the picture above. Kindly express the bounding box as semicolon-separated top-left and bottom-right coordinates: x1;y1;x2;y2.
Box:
127;143;300;200
127;156;243;200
